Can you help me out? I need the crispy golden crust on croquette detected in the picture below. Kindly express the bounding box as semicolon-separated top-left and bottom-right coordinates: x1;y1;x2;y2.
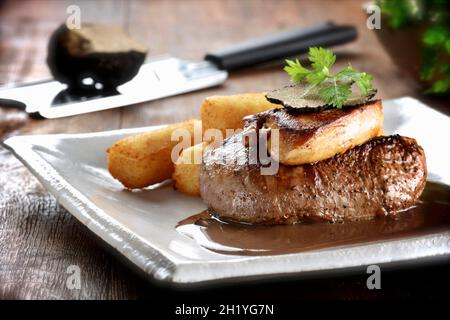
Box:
107;119;200;189
172;142;207;196
200;93;279;136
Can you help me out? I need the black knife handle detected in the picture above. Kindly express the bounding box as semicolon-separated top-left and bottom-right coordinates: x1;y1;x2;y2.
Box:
204;22;357;71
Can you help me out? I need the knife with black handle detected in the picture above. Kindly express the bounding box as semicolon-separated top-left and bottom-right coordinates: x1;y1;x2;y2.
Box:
205;21;357;70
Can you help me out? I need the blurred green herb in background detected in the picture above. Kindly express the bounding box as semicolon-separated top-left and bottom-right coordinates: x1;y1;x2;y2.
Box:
378;0;449;95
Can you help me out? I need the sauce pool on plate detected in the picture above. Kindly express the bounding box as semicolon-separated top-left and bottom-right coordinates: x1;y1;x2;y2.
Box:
176;181;450;256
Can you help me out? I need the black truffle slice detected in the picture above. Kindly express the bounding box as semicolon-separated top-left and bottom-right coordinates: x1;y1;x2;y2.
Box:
266;83;376;112
47;23;148;90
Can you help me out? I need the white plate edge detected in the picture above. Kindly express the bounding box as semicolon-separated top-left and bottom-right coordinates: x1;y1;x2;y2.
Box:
3;96;450;284
3;135;180;283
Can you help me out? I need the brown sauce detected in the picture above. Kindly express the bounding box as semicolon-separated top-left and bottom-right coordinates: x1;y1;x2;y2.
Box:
176;182;450;256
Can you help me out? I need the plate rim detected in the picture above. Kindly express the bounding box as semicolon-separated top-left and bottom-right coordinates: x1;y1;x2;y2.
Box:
3;96;450;285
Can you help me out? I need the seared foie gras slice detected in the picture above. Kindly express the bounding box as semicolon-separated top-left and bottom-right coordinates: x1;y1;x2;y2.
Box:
200;134;427;225
244;100;383;165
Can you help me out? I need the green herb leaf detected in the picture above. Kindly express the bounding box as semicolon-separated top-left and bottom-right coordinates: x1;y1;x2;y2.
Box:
308;47;336;71
306;70;328;85
319;79;352;109
337;66;374;95
283;59;309;83
284;47;376;108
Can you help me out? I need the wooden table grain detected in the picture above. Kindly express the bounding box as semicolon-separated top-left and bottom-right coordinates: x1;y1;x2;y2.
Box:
0;0;448;300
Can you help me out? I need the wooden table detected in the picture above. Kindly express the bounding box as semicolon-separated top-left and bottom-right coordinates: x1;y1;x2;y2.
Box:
0;0;448;300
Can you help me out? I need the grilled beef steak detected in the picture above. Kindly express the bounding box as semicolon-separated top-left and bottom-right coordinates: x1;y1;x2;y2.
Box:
200;134;427;224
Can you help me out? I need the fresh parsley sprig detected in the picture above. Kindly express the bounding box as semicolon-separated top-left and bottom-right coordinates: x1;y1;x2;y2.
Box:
284;47;376;108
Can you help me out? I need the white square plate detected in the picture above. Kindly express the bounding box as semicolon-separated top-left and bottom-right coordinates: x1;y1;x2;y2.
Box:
4;97;450;285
